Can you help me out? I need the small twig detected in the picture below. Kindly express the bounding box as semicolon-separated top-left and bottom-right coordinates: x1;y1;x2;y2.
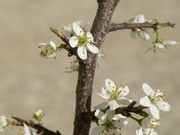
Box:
50;27;76;55
109;22;175;32
50;27;69;44
88;104;148;122
12;116;61;135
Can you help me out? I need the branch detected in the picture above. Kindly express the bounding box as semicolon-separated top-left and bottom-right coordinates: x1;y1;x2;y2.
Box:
88;101;148;122
73;0;120;135
109;22;175;32
50;27;77;56
12;116;61;135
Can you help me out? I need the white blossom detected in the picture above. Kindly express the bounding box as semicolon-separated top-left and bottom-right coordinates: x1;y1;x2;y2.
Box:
69;23;99;60
96;79;131;110
39;41;57;59
91;110;128;135
130;14;150;40
23;123;36;135
139;83;171;119
62;21;90;38
149;40;177;53
0;115;8;132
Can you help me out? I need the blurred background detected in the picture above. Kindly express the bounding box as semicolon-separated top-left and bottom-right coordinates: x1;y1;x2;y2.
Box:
0;0;179;134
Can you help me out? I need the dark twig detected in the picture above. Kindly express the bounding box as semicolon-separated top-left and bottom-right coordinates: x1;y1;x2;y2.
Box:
88;104;148;123
109;22;175;32
12;116;61;135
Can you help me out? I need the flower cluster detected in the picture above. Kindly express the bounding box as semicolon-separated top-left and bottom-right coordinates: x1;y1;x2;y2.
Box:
92;79;171;135
151;32;177;53
140;83;171;119
91;110;128;135
39;21;99;60
130;14;150;41
129;14;177;53
69;22;99;60
95;79;131;110
92;79;131;134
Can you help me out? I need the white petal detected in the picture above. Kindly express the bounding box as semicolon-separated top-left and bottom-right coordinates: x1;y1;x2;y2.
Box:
94;109;105;119
136;127;143;135
50;41;56;50
77;46;87;60
86;43;99;54
23;123;31;135
75;21;83;26
105;79;116;92
97;87;109;99
113;114;128;128
97;93;109;99
39;43;48;46
114;119;128;128
62;24;72;33
69;36;78;48
149;118;161;127
140;31;150;40
87;32;94;42
130;31;137;39
135;14;145;23
163;40;177;46
48;53;56;59
94;102;108;110
145;128;158;135
72;22;84;36
117;97;132;107
139;96;152;107
142;83;154;96
91;125;104;135
113;114;126;120
155;43;164;48
108;129;119;135
101;87;107;95
118;86;129;97
150;106;160;119
157;101;171;112
106;110;115;120
108;100;119;110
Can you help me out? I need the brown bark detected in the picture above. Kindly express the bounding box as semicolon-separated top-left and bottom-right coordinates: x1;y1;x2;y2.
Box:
73;0;120;135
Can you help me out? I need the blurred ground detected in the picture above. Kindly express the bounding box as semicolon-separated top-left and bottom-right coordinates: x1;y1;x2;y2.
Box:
0;0;180;135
